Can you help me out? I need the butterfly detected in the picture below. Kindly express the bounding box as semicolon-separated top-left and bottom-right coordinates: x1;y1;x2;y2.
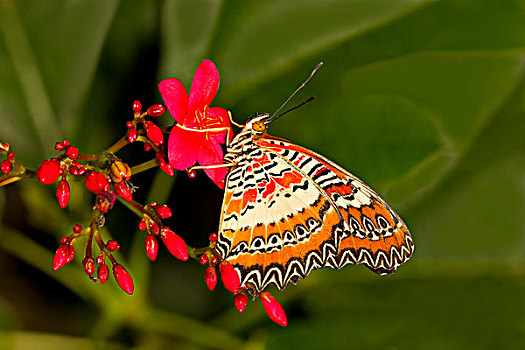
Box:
197;63;414;293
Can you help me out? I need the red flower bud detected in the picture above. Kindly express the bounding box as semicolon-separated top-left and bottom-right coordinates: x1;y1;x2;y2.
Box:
106;240;120;252
85;171;109;194
199;254;209;265
65;145;79;159
127;127;138;143
138;220;147;231
259;291;288;327
209;233;218;242
56;179;70;208
114;181;133;202
66;245;75;263
97;263;109;284
145;234;158;261
55;141;65;151
211;256;218;265
37;159;61;185
96;254;104;264
113;264;134;295
144;121;164;146
110;160;132;183
1;159;12;174
53;244;70;271
154;204;172;219
235;292;248;313
6;151;15;160
187;169;196;178
73;224;82;233
205;266;218;291
68;165;79;176
219;261;240;294
156;153;174;176
82;257;95;275
146;104;166;117
126;121;134;129
63;139;69;146
132;100;142;113
161;227;188;261
143;142;153;152
151;223;160;235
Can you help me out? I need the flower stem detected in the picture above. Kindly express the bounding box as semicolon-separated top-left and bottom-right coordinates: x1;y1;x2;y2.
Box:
130;158;159;175
106;137;129;154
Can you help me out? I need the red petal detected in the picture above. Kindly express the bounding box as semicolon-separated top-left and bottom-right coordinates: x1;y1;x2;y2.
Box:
204;107;233;144
167;126;199;170
197;140;228;186
188;60;220;117
159;78;189;124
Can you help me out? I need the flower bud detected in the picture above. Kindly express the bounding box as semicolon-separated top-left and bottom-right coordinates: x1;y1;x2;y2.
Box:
209;233;218;242
85;171;109;194
219;261;240;294
7;151;15;160
73;224;82;233
205;266;218;291
187;169;196;179
56;179;70;208
143;142;153;152
53;244;70;271
98;263;109;284
114;181;133;202
154;204;172;219
144;121;164;146
65;145;79;159
259;291;287;327
37;159;61;185
1;159;12;174
126;121;134;129
113;264;134;295
157;153;174;176
132;100;142;113
146;104;166;117
161;227;188;261
127;127;138;143
66;245;75;264
235;292;248;313
145;234;158;261
106;240;120;252
199;254;209;265
110;160;132;183
138;220;147;231
82;257;95;275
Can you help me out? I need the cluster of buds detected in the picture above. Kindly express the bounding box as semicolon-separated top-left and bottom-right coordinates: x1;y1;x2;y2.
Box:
197;234;288;327
138;202;188;262
0;142;15;175
35;139;135;209
53;223;134;294
125;101;173;176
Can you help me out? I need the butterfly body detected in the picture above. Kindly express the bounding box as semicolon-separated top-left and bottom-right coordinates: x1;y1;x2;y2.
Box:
216;114;414;292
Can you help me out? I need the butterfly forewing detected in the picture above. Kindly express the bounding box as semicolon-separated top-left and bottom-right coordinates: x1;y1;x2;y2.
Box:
217;146;341;292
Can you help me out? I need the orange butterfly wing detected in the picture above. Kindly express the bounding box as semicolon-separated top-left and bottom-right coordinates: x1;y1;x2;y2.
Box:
217;135;414;292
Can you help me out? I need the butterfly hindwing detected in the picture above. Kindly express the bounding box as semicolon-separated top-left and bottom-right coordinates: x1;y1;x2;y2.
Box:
257;137;414;275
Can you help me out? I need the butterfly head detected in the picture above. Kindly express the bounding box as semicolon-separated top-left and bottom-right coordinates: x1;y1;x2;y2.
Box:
245;113;271;136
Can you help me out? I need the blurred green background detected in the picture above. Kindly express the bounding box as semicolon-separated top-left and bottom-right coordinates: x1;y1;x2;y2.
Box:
0;0;524;349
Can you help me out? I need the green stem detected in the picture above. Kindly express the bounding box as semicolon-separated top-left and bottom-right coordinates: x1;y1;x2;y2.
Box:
130;158;159;175
106;137;129;154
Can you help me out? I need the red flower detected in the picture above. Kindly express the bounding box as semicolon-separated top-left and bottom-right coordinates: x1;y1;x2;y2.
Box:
159;59;232;188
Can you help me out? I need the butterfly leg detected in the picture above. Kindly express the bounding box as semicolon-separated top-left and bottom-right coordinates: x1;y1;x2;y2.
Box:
187;162;236;173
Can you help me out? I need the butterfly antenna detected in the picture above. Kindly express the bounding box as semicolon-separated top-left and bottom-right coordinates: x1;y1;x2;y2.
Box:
273;96;315;121
269;62;323;122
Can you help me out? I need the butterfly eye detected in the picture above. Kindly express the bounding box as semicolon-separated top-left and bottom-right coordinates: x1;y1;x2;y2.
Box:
252;121;266;133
